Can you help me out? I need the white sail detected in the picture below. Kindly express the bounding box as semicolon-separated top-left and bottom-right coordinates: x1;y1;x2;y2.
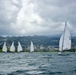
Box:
59;22;71;52
10;42;15;52
17;41;23;52
59;34;63;51
30;41;34;52
2;42;7;52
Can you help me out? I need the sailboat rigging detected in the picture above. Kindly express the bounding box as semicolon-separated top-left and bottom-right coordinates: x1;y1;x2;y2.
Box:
59;22;71;54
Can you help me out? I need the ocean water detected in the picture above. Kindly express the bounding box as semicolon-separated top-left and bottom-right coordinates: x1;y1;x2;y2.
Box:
0;52;76;75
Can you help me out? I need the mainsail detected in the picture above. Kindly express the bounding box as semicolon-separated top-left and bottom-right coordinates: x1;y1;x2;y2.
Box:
2;42;7;52
59;22;71;52
17;41;23;52
30;41;34;52
10;42;15;52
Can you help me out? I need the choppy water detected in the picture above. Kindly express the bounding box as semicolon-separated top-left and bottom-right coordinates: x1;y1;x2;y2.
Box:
0;52;76;75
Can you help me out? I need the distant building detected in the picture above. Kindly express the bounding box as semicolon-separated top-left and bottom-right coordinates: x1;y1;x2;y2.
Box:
40;45;44;49
47;46;54;50
53;48;59;50
47;46;51;50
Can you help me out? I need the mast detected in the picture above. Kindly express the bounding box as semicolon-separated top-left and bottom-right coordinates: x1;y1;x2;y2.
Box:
59;21;71;53
61;22;67;52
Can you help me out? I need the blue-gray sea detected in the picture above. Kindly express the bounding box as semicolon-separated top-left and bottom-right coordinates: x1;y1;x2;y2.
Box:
0;52;76;75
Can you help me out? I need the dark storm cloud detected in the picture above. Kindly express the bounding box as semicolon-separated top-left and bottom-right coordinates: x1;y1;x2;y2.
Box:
0;0;22;35
0;0;76;36
31;0;76;34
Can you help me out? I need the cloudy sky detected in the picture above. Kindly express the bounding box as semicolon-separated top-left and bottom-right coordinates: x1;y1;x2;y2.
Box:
0;0;76;36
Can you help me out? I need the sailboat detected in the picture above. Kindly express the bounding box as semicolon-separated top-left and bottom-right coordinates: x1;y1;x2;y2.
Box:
2;42;7;52
30;41;34;52
10;42;15;52
17;41;23;52
59;22;71;55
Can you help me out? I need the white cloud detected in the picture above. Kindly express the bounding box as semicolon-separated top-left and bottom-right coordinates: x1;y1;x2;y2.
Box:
15;0;44;35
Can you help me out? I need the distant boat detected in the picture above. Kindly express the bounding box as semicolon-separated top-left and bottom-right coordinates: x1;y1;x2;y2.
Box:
10;42;15;52
2;42;7;52
59;22;71;55
30;41;34;52
17;41;23;52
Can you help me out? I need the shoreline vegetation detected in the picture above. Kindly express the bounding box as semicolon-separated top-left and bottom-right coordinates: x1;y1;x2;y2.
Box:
0;49;75;53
